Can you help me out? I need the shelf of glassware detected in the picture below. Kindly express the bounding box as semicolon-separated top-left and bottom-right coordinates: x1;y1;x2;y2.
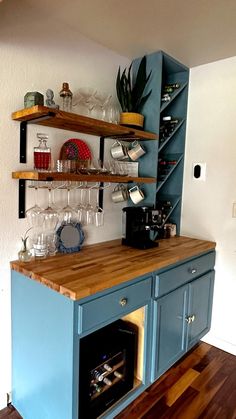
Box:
11;106;158;141
12;171;156;184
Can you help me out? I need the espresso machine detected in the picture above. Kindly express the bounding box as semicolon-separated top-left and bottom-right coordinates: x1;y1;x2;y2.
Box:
122;206;163;249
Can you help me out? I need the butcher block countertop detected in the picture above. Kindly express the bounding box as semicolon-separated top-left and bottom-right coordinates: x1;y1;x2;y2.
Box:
10;236;216;301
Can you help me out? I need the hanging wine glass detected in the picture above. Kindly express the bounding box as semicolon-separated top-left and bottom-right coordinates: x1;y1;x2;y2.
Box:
41;182;59;232
26;181;44;228
75;183;86;223
59;182;78;224
94;184;104;227
83;185;94;225
40;182;60;256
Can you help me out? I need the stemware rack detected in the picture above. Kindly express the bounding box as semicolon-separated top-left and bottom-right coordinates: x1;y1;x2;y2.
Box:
12;105;157;218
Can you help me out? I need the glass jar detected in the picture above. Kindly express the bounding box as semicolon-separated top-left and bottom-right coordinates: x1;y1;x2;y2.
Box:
59;82;73;112
34;133;51;171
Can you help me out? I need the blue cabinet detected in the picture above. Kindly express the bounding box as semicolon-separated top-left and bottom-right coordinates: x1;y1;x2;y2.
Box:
151;253;215;381
152;284;188;379
187;271;215;349
11;250;215;418
11;272;153;419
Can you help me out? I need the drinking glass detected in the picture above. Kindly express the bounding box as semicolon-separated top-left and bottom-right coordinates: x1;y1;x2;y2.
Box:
32;230;48;258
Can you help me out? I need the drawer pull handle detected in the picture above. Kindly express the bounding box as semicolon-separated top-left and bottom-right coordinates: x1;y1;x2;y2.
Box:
189;268;197;274
119;298;128;307
185;314;196;324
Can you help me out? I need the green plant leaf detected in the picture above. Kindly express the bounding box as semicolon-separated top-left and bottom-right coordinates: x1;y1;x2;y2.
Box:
131;56;152;110
116;67;122;106
135;90;152;113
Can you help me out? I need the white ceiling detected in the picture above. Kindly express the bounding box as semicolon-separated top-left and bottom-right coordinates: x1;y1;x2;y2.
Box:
2;0;236;67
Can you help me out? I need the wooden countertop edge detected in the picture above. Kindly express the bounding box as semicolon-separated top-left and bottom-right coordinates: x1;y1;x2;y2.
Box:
10;236;216;301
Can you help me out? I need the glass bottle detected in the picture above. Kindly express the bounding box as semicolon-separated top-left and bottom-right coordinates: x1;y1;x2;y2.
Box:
59;82;73;112
34;133;51;171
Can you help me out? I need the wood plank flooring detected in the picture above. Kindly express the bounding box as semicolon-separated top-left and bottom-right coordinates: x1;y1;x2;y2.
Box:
1;342;235;419
116;342;236;419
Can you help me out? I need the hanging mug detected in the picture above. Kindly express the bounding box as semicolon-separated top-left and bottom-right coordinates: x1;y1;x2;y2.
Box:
111;184;129;203
110;141;128;160
128;141;146;161
128;185;145;204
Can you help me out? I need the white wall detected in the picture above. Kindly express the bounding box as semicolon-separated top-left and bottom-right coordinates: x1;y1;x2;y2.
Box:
182;56;236;355
0;1;130;406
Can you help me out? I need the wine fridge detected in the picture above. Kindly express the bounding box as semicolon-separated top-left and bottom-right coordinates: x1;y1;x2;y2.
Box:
79;319;138;418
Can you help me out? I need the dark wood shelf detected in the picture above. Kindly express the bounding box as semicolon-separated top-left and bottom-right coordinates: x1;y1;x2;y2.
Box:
12;171;156;184
12;106;158;141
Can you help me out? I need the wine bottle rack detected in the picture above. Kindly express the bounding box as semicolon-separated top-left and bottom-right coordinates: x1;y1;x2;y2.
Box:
133;51;189;234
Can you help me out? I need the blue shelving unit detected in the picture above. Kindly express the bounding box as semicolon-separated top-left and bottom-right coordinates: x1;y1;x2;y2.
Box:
132;51;189;234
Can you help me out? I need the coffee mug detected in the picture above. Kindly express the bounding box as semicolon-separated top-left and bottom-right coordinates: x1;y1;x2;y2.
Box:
110;141;128;160
128;141;146;161
129;185;145;204
111;184;128;203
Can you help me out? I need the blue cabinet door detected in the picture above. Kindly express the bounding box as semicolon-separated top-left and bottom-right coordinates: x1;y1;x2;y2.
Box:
151;284;188;381
187;271;215;349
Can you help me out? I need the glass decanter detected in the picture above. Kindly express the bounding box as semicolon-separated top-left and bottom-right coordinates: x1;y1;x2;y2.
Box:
34;133;51;171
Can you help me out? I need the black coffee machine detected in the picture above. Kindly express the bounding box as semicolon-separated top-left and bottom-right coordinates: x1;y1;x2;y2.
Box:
122;206;163;249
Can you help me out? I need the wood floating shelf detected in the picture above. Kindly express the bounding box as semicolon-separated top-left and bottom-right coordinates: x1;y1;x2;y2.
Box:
12;171;156;184
12;106;158;141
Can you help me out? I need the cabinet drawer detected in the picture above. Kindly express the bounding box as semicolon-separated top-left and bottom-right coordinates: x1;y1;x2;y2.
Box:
78;277;152;333
154;252;215;298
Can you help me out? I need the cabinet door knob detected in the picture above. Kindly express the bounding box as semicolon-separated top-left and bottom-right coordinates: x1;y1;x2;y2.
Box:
185;314;196;324
189;268;197;274
119;297;128;307
185;316;192;324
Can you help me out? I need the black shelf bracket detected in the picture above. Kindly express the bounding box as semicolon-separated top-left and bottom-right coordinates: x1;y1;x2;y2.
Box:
20;121;27;163
19;112;55;163
18;179;26;219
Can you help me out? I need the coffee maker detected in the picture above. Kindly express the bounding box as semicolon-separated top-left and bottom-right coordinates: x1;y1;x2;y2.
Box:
122;206;163;249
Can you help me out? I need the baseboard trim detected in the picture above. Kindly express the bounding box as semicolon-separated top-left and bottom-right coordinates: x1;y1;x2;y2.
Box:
201;335;236;356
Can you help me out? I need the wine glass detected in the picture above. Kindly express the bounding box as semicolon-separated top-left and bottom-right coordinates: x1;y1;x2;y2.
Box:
92;93;112;121
26;181;44;228
83;185;94;225
94;185;104;227
73;87;96;116
59;183;78;224
75;182;86;223
41;182;59;232
40;182;60;256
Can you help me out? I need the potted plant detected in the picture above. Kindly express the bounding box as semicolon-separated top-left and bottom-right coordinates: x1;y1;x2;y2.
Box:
116;55;152;129
18;227;32;263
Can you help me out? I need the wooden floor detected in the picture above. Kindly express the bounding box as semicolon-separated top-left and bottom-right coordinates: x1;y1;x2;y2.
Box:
1;342;235;419
116;342;236;419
